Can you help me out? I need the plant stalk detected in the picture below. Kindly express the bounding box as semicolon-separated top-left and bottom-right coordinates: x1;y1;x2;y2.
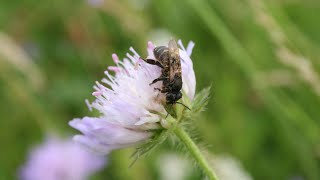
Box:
174;126;219;180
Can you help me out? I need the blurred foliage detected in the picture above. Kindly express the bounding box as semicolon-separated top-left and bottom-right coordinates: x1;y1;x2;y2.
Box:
0;0;320;179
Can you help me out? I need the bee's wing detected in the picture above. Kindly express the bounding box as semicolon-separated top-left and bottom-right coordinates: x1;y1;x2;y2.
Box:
168;39;181;81
168;39;179;56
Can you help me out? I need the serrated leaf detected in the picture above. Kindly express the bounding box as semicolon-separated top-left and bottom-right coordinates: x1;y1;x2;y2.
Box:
190;86;211;115
130;129;169;166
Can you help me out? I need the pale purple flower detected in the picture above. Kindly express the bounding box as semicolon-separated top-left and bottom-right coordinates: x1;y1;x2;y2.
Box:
69;40;196;154
87;0;104;8
19;137;105;180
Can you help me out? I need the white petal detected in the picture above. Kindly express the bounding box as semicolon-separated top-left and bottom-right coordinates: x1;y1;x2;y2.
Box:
70;117;152;154
73;135;111;155
180;49;196;100
135;113;160;125
186;41;195;57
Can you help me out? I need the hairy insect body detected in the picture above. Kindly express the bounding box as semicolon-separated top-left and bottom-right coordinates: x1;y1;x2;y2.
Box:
154;46;170;84
142;40;183;105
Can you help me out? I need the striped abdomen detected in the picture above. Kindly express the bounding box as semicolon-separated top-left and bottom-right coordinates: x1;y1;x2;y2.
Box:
153;46;169;61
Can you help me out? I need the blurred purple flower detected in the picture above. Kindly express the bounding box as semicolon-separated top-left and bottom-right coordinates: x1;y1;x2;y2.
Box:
19;137;105;180
69;40;196;154
87;0;104;8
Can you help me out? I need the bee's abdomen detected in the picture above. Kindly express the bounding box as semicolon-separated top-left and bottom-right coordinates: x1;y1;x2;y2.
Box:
153;46;169;60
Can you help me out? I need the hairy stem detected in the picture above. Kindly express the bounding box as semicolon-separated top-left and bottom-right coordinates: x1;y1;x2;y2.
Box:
174;126;219;180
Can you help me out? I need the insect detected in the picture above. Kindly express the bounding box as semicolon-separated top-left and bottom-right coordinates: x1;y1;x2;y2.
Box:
141;39;189;109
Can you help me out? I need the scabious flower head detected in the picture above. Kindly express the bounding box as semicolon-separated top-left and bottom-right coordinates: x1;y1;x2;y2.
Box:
69;40;196;154
19;137;105;180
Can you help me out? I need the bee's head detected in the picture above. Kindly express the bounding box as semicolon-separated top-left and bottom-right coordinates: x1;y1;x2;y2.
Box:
166;91;182;104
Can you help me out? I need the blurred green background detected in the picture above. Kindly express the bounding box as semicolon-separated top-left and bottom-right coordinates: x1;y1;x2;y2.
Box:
1;0;320;179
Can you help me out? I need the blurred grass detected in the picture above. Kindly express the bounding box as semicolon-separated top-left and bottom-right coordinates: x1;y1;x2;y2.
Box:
0;0;320;179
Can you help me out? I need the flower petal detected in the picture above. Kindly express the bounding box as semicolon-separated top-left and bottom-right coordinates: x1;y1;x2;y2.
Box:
186;41;195;57
69;117;152;154
179;43;196;100
73;135;112;155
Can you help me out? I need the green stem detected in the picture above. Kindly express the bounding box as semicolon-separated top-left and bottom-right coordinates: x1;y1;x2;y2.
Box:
174;126;219;180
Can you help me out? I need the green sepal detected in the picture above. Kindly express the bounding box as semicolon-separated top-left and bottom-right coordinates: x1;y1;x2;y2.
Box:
130;86;211;165
164;104;177;118
130;129;169;166
186;86;211;118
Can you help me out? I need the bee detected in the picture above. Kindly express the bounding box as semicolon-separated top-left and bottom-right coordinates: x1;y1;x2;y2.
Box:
141;39;189;108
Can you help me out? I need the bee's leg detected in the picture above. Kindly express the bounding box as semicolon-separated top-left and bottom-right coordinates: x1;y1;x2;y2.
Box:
149;77;168;85
140;58;164;68
161;89;170;93
154;87;169;93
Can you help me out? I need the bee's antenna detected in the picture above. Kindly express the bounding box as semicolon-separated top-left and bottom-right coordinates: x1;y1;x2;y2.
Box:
176;102;191;110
